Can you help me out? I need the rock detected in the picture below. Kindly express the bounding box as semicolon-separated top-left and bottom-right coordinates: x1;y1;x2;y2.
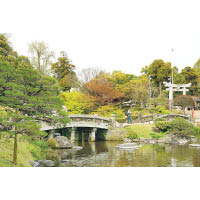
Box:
55;136;73;148
116;143;142;149
177;139;188;145
124;138;132;143
42;160;55;167
54;133;61;137
152;127;160;133
29;160;40;167
139;138;146;142
72;146;83;150
189;144;200;147
158;137;166;143
148;139;157;144
190;136;197;143
38;160;45;164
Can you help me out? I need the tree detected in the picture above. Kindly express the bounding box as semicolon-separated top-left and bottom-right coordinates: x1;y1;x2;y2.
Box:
60;91;94;114
85;76;123;106
51;51;77;91
0;36;69;165
126;77;149;107
78;67;105;83
174;95;194;114
28;41;54;74
194;58;200;68
181;67;198;95
147;59;172;95
0;60;69;165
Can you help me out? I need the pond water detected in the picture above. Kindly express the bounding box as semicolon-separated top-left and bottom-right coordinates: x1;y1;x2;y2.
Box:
58;141;200;167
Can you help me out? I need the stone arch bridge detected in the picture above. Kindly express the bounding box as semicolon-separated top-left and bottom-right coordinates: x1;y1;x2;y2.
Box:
39;114;112;142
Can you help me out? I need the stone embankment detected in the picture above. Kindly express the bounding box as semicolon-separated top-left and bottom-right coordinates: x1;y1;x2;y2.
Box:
30;136;82;167
124;134;197;145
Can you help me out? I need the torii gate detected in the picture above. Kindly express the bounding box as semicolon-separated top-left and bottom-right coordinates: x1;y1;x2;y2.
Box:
163;82;191;110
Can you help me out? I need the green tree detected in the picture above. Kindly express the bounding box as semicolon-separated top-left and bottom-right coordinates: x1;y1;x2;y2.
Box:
181;67;198;95
0;35;69;165
60;91;94;114
51;51;77;91
126;77;149;107
28;41;54;74
148;59;172;95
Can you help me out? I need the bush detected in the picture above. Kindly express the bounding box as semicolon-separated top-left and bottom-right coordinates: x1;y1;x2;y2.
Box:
45;149;60;165
168;117;196;137
155;121;169;132
127;132;139;141
155;117;167;122
150;105;169;114
125;126;139;141
47;138;57;148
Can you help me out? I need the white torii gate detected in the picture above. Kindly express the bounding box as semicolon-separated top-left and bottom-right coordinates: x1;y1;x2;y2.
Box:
163;82;191;110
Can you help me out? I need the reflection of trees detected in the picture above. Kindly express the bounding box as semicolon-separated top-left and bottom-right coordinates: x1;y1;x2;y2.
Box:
58;142;200;167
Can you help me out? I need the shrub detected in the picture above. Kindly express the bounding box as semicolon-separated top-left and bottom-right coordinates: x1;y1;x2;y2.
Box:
46;149;60;165
155;121;169;132
125;126;139;141
168;117;196;137
47;138;57;148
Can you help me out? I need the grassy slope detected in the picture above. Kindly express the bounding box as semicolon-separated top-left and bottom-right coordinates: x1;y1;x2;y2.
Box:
0;138;45;167
125;124;155;138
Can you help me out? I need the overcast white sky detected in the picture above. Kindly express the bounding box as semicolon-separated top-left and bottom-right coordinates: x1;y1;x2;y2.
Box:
1;0;200;75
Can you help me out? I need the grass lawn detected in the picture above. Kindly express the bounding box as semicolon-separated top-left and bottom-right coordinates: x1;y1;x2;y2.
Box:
0;138;47;167
125;123;155;139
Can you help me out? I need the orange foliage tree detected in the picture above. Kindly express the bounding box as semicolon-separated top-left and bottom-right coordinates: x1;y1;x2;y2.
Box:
85;76;124;106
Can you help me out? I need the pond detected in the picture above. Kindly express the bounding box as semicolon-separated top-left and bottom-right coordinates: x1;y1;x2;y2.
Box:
58;141;200;167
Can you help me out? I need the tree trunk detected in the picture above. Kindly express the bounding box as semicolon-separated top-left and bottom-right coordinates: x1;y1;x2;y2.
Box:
159;82;162;95
13;133;18;166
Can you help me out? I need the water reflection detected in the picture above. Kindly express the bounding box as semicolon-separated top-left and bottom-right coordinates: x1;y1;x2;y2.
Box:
58;141;200;167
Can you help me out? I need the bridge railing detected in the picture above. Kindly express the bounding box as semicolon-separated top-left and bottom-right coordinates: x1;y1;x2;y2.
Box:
134;114;191;123
69;114;111;124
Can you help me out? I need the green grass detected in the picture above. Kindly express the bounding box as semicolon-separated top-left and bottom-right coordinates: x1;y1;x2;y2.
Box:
0;138;47;167
125;124;155;139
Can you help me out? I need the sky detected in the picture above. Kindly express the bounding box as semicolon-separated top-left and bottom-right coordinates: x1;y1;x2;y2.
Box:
2;0;200;75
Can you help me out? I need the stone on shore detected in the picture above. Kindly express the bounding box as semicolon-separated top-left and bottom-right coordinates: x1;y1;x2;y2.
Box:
116;143;142;149
54;136;73;148
189;144;200;147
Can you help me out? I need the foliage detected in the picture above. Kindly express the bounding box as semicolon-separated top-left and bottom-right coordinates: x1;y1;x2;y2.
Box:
51;51;78;91
155;117;167;122
47;138;57;148
126;77;149;107
168;117;196;137
174;95;194;114
155;121;169;132
28;41;55;74
150;105;170;114
147;59;172;94
85;75;123;105
0;34;69;165
127;131;139;141
150;95;168;108
60;91;94;114
92;104;125;121
45;149;60;165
